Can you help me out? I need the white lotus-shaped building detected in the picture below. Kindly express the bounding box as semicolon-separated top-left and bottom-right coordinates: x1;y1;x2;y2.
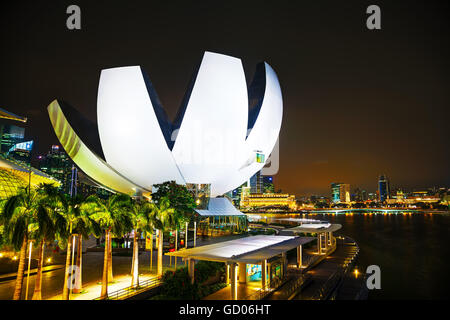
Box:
47;51;283;197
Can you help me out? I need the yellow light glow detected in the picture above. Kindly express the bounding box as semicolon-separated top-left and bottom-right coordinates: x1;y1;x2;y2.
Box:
0;253;3;258
13;256;18;260
354;269;359;278
47;258;52;263
196;199;200;205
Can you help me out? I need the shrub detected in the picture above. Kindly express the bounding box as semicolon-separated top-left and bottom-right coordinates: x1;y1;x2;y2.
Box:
195;260;225;283
159;261;225;299
160;267;199;299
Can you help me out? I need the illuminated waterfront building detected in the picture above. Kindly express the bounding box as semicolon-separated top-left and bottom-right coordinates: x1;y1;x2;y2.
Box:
240;192;297;211
331;183;350;203
47;51;283;199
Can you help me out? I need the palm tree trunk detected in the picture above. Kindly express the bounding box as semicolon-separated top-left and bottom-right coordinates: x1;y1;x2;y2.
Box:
157;229;163;276
131;231;139;287
13;237;27;300
73;236;82;294
149;231;153;273
108;235;113;282
130;234;135;277
100;230;109;299
32;241;45;300
62;234;73;300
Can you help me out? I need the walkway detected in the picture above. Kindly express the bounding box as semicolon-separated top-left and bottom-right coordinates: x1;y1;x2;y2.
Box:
47;273;159;300
293;237;359;300
0;265;64;282
203;282;261;300
0;234;245;300
0;250;179;300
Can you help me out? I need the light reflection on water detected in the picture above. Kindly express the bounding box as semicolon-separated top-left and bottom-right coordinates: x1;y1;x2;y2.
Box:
248;211;450;299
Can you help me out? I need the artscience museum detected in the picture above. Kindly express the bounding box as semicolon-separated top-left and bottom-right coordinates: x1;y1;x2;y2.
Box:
48;51;283;200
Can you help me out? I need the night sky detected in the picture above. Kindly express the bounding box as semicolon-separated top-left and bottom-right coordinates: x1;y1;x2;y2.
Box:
1;0;449;196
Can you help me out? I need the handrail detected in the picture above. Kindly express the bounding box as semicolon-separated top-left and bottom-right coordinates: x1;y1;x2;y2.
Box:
95;276;162;300
284;273;312;300
243;276;286;300
311;239;359;300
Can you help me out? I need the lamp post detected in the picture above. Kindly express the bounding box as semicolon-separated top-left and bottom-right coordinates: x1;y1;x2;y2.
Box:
174;230;178;269
69;234;76;299
25;241;32;300
193;221;196;248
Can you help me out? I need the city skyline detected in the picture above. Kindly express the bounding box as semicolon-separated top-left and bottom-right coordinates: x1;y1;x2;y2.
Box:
1;1;449;196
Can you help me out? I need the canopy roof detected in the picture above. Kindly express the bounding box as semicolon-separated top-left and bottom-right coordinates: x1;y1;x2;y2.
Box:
0;156;60;198
0;155;59;183
195;197;246;217
0;107;27;122
283;223;342;234
166;235;314;264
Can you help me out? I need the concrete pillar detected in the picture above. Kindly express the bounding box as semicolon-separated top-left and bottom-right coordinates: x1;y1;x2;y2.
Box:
268;263;272;287
297;245;302;268
188;259;195;284
317;233;321;254
261;260;267;289
225;263;230;284
230;263;237;300
238;263;247;284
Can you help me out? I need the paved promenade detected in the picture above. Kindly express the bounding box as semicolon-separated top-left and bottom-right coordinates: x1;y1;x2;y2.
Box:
0;235;244;300
293;237;359;300
0;250;177;300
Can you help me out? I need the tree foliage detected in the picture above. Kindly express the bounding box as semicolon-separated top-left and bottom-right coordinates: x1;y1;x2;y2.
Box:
152;181;196;224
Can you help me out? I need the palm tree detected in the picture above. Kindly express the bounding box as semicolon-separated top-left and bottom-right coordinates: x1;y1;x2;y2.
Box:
72;210;100;295
151;197;175;276
57;193;86;300
83;194;132;299
1;185;61;300
32;183;66;300
129;200;154;286
172;212;189;269
58;193;100;298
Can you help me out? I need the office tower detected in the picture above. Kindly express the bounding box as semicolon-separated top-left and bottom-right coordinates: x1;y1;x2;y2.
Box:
331;182;351;203
378;174;390;202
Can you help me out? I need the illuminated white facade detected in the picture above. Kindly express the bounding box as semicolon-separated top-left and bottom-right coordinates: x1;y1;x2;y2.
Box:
48;51;283;197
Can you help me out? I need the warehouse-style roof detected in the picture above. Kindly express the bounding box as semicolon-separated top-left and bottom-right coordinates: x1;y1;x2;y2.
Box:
283;223;342;234
166;235;314;264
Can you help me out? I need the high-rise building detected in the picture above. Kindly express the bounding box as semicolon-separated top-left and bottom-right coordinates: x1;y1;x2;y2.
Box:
38;145;73;194
249;170;264;194
352;188;368;202
361;189;368;201
262;176;275;193
378;174;390;202
0;107;27;155
7;140;33;163
331;182;351;203
368;192;377;201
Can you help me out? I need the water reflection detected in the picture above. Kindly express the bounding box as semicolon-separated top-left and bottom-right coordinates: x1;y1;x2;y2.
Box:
247;211;450;299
